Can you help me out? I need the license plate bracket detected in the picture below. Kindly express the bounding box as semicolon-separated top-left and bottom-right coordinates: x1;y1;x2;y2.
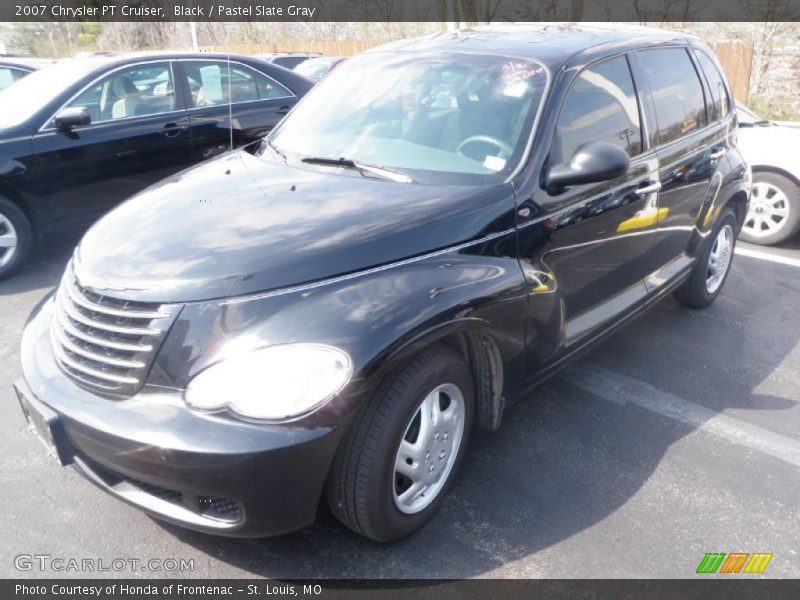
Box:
16;386;73;466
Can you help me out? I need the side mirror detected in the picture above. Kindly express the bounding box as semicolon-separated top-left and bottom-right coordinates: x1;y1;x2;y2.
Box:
54;107;91;132
545;141;630;194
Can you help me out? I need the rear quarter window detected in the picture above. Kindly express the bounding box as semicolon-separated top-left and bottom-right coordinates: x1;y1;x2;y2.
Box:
694;50;731;122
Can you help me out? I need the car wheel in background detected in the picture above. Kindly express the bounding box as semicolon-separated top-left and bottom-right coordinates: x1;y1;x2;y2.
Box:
739;172;800;246
327;345;474;542
0;196;33;281
674;208;738;309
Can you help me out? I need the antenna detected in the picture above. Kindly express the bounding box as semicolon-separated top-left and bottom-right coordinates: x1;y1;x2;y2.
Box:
227;51;233;151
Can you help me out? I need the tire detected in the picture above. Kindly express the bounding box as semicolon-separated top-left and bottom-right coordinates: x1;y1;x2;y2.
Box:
0;195;33;281
327;345;474;542
674;209;737;309
739;172;800;246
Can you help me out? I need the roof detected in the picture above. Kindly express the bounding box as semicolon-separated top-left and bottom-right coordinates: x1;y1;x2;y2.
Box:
368;23;697;68
0;56;54;70
59;51;273;73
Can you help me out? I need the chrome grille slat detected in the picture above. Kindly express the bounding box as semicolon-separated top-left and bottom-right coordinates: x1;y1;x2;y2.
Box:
58;289;161;337
54;300;153;353
50;262;181;397
50;328;140;385
52;322;146;370
59;363;126;392
63;275;168;320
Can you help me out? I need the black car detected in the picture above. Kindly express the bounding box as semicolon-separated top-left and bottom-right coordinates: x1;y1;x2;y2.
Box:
0;57;53;91
0;52;313;279
15;26;750;542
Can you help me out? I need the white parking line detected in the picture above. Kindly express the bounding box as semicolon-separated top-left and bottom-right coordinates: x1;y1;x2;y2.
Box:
564;363;800;468
735;246;800;268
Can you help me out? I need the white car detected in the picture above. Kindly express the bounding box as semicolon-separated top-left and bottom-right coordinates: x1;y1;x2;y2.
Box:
736;103;800;245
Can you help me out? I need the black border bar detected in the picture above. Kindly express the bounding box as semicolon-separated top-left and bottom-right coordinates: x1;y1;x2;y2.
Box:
6;579;800;600
3;0;800;22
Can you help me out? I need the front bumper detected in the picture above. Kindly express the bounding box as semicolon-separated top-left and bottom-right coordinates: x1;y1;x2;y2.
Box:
15;297;346;537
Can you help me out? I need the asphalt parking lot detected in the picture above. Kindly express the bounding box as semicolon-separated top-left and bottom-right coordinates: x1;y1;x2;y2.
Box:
1;233;799;579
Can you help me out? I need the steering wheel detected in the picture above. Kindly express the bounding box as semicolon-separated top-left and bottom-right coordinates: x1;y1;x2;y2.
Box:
457;135;514;160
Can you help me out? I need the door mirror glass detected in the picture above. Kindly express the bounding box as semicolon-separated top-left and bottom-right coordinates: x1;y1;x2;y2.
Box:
545;141;630;193
54;107;91;131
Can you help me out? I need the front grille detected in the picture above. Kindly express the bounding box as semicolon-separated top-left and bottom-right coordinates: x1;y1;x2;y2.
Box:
199;496;242;521
50;262;180;396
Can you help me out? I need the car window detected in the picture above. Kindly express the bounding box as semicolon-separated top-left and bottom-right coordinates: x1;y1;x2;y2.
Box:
0;67;28;91
183;61;292;107
554;55;642;163
694;50;730;122
64;62;177;123
294;58;335;81
273;57;307;70
638;48;707;145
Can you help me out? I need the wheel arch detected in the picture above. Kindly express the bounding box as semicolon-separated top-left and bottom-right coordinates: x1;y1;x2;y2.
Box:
750;165;800;189
359;319;509;433
723;188;750;232
0;179;38;236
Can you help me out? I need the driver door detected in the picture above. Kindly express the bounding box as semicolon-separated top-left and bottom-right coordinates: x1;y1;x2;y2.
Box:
518;54;661;373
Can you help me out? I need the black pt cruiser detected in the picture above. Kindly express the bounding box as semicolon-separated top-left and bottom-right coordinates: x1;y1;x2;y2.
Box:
15;25;750;542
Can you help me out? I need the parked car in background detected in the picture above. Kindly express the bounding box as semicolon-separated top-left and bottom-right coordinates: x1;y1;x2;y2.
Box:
736;102;800;245
15;25;749;543
0;52;313;279
0;57;53;91
257;52;320;70
293;56;346;82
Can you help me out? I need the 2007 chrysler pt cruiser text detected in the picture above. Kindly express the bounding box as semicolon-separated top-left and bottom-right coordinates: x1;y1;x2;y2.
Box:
15;25;750;542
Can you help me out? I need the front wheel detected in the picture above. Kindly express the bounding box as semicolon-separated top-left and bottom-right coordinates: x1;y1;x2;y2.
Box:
674;209;737;309
327;345;474;542
0;195;33;281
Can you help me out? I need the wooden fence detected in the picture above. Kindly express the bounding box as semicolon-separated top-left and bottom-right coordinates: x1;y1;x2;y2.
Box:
199;40;380;57
202;39;755;103
710;41;753;103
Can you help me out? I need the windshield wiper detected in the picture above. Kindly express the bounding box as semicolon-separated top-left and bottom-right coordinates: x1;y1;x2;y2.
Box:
301;156;412;183
740;119;772;128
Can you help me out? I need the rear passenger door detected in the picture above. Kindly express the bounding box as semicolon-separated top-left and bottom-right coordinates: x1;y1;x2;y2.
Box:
177;60;297;162
633;47;729;275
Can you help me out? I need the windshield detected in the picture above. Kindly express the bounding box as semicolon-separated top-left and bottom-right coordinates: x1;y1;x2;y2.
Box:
294;58;338;80
265;51;548;185
0;59;99;129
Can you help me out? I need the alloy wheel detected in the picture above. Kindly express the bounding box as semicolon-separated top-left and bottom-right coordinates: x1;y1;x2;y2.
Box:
0;213;18;269
743;181;790;239
392;383;465;515
706;223;733;294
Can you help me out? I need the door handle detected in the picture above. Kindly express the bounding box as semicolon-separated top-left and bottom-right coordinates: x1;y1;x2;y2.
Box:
160;121;188;137
276;105;290;116
635;181;662;196
710;148;727;160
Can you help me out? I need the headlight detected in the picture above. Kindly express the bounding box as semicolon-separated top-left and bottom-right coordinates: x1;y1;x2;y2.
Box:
184;343;353;421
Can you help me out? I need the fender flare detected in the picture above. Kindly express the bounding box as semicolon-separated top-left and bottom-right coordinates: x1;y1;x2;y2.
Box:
359;317;509;432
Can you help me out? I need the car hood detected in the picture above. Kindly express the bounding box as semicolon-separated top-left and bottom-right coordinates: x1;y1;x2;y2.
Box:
738;124;800;175
75;149;514;303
